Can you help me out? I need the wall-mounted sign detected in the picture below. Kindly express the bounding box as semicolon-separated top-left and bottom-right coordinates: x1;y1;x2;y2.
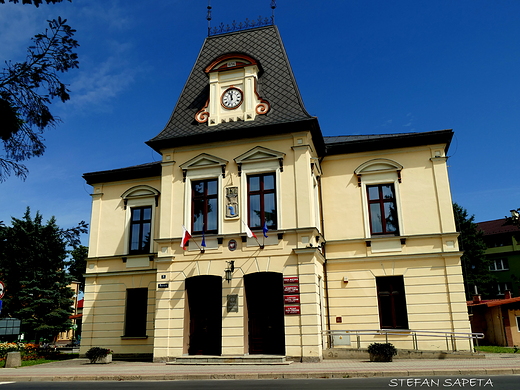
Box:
284;295;300;304
227;294;238;312
158;283;169;289
0;281;5;299
284;306;300;315
283;285;299;294
283;277;299;284
228;239;237;251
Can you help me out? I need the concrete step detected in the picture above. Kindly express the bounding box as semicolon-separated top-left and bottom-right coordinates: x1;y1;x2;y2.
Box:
168;355;292;365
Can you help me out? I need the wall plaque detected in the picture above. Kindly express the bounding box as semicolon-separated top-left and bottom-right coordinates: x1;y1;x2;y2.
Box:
283;285;299;294
158;283;169;289
225;187;239;218
227;294;238;312
283;276;299;284
284;306;300;315
284;295;300;304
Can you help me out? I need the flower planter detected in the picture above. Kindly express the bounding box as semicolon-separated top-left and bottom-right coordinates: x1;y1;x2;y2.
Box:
93;354;112;364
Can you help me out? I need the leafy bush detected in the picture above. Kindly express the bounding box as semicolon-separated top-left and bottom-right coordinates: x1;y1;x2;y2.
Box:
85;347;112;363
367;342;397;357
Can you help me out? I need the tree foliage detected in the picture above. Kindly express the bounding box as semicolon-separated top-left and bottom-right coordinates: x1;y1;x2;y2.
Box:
0;208;87;342
0;16;79;182
453;203;496;300
68;245;88;293
0;0;71;7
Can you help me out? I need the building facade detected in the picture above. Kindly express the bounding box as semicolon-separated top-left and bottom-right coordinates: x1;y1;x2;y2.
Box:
477;218;520;298
81;25;471;362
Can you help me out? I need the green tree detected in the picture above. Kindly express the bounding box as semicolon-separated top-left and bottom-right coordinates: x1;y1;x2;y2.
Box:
0;208;87;342
0;1;78;182
68;245;88;293
453;203;496;300
0;0;70;5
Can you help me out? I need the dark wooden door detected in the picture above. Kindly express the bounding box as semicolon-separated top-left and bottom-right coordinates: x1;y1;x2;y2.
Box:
185;275;222;355
245;272;285;355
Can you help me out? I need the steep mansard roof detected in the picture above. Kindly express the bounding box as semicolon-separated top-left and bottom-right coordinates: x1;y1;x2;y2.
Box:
146;25;320;152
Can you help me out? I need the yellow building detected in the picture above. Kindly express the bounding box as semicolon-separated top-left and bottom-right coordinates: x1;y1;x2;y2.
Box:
81;24;471;362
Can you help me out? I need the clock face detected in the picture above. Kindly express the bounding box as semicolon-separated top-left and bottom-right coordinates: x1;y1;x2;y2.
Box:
221;87;243;109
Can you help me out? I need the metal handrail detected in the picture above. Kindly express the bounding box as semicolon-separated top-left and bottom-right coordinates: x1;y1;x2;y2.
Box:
322;329;484;351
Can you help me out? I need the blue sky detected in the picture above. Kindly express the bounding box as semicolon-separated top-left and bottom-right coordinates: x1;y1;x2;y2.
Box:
1;0;519;242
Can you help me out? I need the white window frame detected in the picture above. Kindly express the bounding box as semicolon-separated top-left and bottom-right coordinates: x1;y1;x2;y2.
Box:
489;258;509;271
183;170;223;235
121;185;159;256
240;163;281;233
355;159;404;239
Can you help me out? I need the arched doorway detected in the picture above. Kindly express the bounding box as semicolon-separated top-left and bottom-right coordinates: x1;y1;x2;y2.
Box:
244;272;285;355
185;275;222;355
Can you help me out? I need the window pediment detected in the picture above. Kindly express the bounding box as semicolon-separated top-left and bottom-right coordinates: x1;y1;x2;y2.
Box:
121;185;160;209
354;159;403;187
234;146;285;176
179;153;228;182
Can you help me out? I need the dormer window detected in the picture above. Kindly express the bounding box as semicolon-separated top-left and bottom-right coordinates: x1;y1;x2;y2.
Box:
195;53;270;125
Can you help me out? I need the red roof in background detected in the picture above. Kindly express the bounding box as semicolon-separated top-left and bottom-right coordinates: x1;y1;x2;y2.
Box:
467;296;520;307
477;218;520;235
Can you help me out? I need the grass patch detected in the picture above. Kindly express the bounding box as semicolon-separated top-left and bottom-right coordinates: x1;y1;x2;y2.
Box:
2;353;79;368
475;345;519;353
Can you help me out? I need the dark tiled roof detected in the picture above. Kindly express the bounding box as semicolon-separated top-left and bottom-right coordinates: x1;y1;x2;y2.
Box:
83;162;161;185
324;130;454;155
146;26;317;151
477;218;520;236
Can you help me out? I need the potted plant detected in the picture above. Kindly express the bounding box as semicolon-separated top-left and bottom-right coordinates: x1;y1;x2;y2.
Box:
367;342;397;362
85;347;113;364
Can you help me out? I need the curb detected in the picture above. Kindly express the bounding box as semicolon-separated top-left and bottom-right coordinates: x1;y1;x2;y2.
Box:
2;368;519;382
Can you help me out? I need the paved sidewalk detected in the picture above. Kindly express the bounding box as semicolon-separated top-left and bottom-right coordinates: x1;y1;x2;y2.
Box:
0;354;519;382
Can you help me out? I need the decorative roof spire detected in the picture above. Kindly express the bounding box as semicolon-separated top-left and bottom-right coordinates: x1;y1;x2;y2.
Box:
207;0;212;35
271;0;277;22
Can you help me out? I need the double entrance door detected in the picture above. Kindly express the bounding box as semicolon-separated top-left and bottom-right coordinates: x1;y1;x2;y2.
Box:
185;272;285;356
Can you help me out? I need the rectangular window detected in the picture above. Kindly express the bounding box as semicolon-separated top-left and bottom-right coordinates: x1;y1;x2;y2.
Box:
124;288;148;337
367;184;399;235
248;173;277;230
516;316;520;332
376;276;409;329
192;179;218;234
489;258;509;271
129;206;152;254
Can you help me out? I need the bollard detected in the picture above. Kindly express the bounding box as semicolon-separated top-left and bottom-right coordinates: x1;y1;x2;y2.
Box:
5;351;22;368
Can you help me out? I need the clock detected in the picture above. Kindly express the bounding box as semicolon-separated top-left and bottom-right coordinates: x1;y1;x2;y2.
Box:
221;87;243;109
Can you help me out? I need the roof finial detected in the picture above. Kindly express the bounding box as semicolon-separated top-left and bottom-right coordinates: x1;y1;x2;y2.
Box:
271;0;277;23
207;0;212;35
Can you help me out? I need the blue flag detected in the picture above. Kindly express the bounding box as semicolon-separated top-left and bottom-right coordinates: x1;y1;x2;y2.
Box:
263;220;269;238
201;225;206;247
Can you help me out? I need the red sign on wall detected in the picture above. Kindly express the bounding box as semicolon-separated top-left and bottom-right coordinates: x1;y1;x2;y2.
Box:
284;306;300;315
283;277;299;284
283;285;299;294
284;295;300;304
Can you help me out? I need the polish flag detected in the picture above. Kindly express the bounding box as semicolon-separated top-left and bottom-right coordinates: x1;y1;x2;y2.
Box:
242;221;257;239
180;225;192;250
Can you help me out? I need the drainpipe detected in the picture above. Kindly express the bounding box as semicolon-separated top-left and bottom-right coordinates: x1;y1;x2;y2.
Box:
317;157;331;349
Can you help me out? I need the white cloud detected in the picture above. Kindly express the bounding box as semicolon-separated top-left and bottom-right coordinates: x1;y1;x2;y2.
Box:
67;41;140;111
